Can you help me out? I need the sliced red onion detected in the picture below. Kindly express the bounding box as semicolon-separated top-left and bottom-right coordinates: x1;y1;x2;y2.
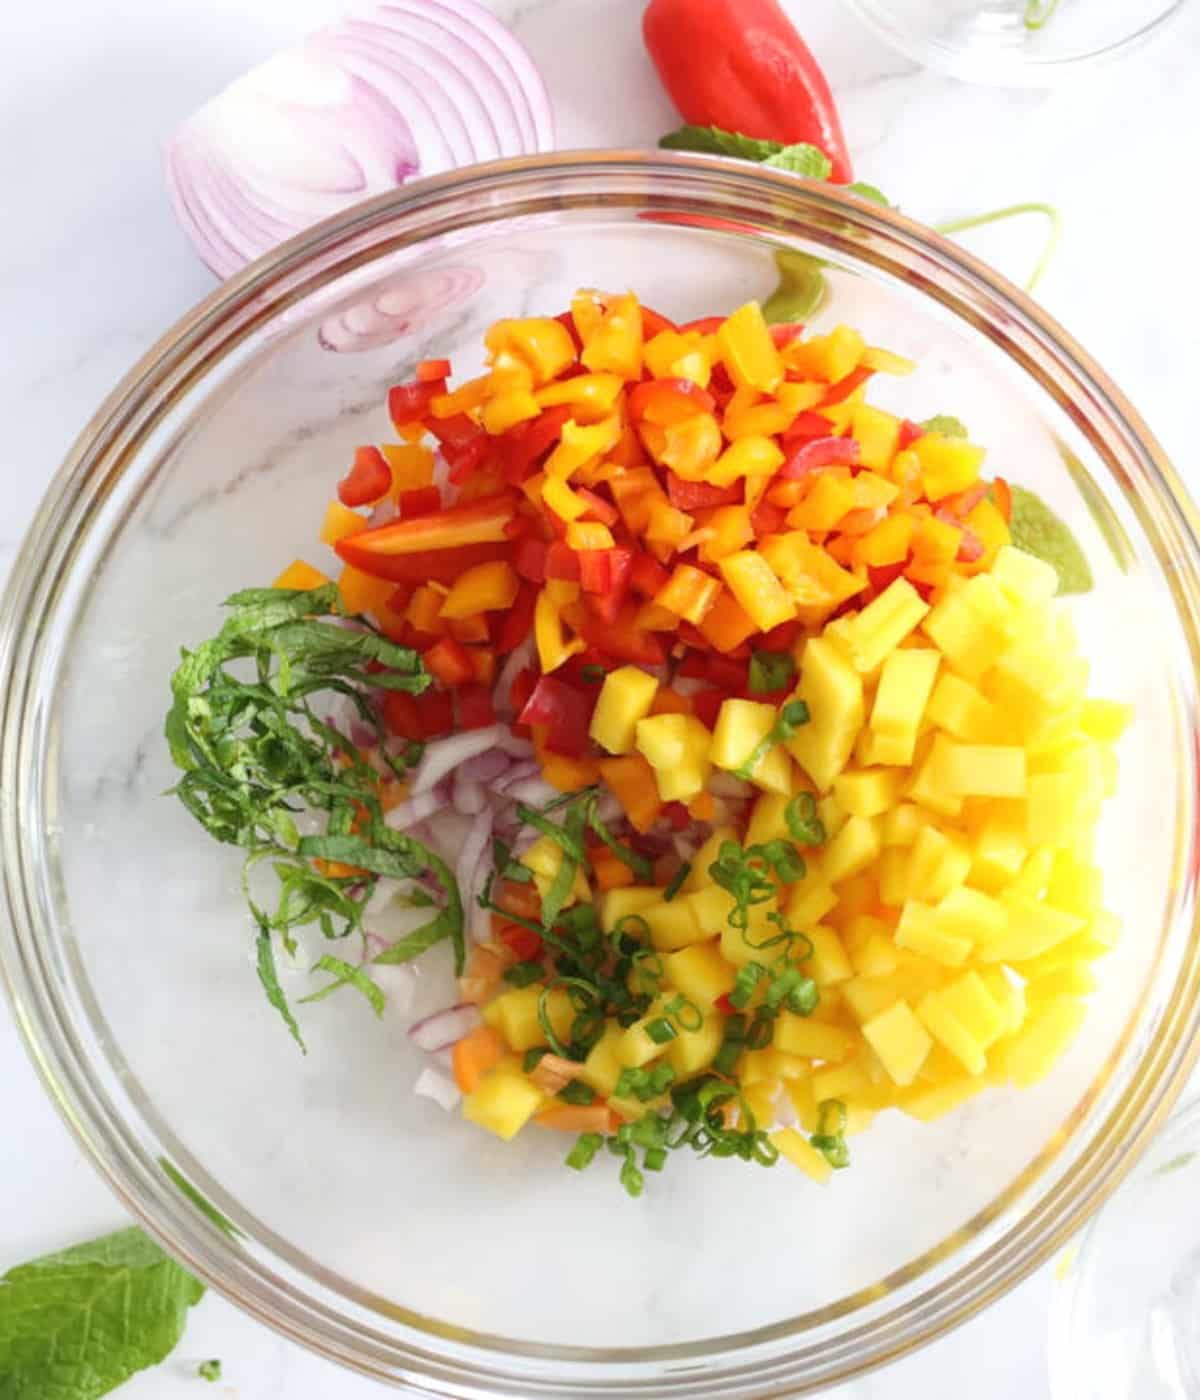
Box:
408;1001;480;1052
673;834;699;863
456;749;512;786
350;721;380;749
384;788;443;831
414;1066;462;1112
493;635;536;718
496;729;535;758
456;806;496;943
453;777;487;816
490;758;541;794
431;1046;455;1073
412;725;509;795
503;776;560;808
368;497;399;528
163;0;553;281
595;792;623;827
709;772;755;801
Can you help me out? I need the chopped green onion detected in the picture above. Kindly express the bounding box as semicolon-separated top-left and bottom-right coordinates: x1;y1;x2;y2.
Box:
748;649;796;695
587;799;654;882
732;699;810;780
646;1016;678;1045
785;792;825;847
649;1063;676;1094
731;962;766;1010
663;862;691;902
664;993;703;1032
566;1132;604;1170
644;1146;668;1172
753;838;807;884
504;960;544;988
811;1099;851;1169
745;1010;775;1050
619;1151;645;1198
558;1080;597;1105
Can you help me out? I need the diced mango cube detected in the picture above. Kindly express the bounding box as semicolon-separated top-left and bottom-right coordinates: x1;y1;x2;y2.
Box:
665;1013;725;1075
907;735;965;819
744;793;792;848
881;802;923;847
979;898;1084;963
484;985;575;1052
907;824;972;903
912;432;986;501
821;815;882;885
711;698;793;794
922;593;1009;681
642;899;707;951
801;926;855;985
663;942;737;1007
992;996;1086;1088
462;1062;544;1140
811;1060;873;1102
915;992;987;1075
938;971;1006;1049
827;579;930;674
933;885;1008;943
894;901;972;967
785;868;839;926
869;648;941;761
935;742;1027;798
577;1023;625;1097
925;672;1005;742
770;1128;833;1183
897;1075;984;1122
787;637;865;791
589;666;658;755
635;713;712;801
862;1000;933;1086
599;885;661;933
1079;698;1133;743
834;768;904;818
992;544;1059;607
968;803;1028;892
719;900;783;967
774;1015;857;1061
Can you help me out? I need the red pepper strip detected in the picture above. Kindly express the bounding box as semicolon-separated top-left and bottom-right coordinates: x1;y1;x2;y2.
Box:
388;378;445;429
514;536;548;584
643;0;854;183
678;652;748;691
779;437;861;479
577;549;613;596
819;366;874;407
940;483;991;520
416;688;455;738
666;472;742;511
750;497;788;535
691;687;728;730
338;446;393;508
335;494;516;562
554;310;583;353
496;581;537;653
628;376;716;426
577;605;666;666
630;551;671;599
496;921;544;962
782;410;836;445
992;477;1013;523
769;323;806;348
336;541;511;586
447;435;492;484
511;665;537;717
582;548;635;623
576;487;619;526
457;684;497;730
502;406;573;484
381;691;424;740
424;637;475;688
545;540;581;582
641;305;679;338
417;358;452;382
898;418;924;451
518;676;596;758
398;485;442;518
678;316;725;335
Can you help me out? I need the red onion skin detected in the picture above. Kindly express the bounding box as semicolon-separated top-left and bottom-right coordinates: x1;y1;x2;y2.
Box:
408;1001;480;1052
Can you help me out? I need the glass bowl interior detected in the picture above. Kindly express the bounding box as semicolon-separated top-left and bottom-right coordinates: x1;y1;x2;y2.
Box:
2;153;1199;1396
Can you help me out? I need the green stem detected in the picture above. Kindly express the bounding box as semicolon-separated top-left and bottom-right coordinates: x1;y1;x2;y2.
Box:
934;202;1062;294
1024;0;1061;31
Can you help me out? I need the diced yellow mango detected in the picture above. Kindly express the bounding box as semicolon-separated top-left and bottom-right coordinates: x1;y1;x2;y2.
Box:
922;592;1009;681
711;698;793;794
1047;850;1103;919
978;967;1026;1036
521;835;589;905
577;1023;625;1097
894;901;972;967
935;742;1027;798
978;898;1083;963
1026;771;1088;848
907;735;965;819
685;884;738;937
821;816;882;885
787;637;865;791
484;985;575;1052
589;666;659;755
881;803;923;848
862;1000;933;1086
462;1062;544;1141
915;991;987;1075
744;793;791;848
878;847;910;907
616;998;673;1069
817;790;848;840
828;579;930;674
774;1014;857;1062
1025;965;1097;1010
666;1013;724;1075
925;672;1005;742
663;942;737;1006
642;899;707;951
991;544;1059;607
968;802;1028;892
719;899;783;967
785;867;839;926
907;824;972;903
599;885;662;933
812;1060;873;1101
870;648;941;745
938;971;1006;1049
801;926;855;985
991;996;1086;1088
834;768;904;819
770;1128;833;1183
897;1075;984;1122
636;713;712;801
682;827;737;892
851;932;900;977
1079;698;1133;743
933;885;1008;943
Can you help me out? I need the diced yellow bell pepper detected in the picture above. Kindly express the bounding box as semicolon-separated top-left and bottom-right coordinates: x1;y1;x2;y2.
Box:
724;401;798;440
541;474;588;522
481;389;541;435
783;324;864;383
707;434;785;488
380;442;435;494
851;403;902;471
320;501;369;546
580;292;644;379
758;533;866;627
535;372;625;416
485;316;577;386
654;564;723;625
788;472;857;532
912;432;986;501
718;550;796;632
534;587;585;673
717;301;784;393
336;564;394;616
565;520;615;552
544;414;623;479
660;413;724;480
275;558;332;592
439;560;519;619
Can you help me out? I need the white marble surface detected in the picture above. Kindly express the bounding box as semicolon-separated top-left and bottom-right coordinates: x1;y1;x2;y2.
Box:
3;0;1199;1395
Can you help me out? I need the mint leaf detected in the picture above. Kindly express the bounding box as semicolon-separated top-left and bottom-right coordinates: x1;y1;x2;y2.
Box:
256;927;305;1051
198;1359;222;1382
1008;485;1094;595
762;144;832;179
763;248;827;324
847;181;891;206
0;1228;204;1399
659;125;782;161
920;415;969;438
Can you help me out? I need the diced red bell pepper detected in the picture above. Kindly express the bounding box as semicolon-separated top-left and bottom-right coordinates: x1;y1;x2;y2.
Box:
415;688;455;738
381;691;424;740
340;542;513;587
335;495;516;574
577;605;666;666
992;476;1013;523
691;687;728;731
714;993;736;1016
338;446;393;508
819;366;874;407
640;305;679;338
956;529;985;563
759;619;803;651
423;637;475;689
898;418;924;451
678;652;748;692
416;358;452;382
769;323;806;348
518;676;596;758
496;921;544;962
545;540;581;582
628;377;716;426
398;485;442;519
502;405;573;484
679;316;725;335
666;473;742;511
581;547;635;623
662;801;691;830
781;410;833;445
779;436;861;479
514;536;548;584
511;665;537;716
496;581;537;652
868;561;908;595
750;497;788;535
388;378;445;428
630;551;671;599
457;684;497;730
554;311;583;353
575;487;619;526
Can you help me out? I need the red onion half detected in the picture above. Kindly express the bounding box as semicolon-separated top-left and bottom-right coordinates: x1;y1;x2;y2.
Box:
163;0;553;279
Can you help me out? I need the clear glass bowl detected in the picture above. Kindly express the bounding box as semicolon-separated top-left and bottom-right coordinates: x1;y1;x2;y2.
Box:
839;0;1184;85
1;152;1199;1397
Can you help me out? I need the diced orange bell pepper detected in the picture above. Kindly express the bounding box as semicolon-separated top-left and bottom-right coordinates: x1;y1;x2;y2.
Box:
485;317;577;386
697;588;758;651
723;400;797;440
439;560;520;618
274;559;331;592
858;512;915;567
609;423;649;468
608;469;664;534
452;1025;506;1094
335;495;516;567
406;584;449;636
580;292;644;379
591;848;636;891
337;564;397;616
469;650;497;686
540;753;602;793
565;521;616;552
598;753;663;833
717;302;784;393
688;791;717;822
430;375;492;419
644;500;695;560
718;550;796;631
535;373;625;418
644;329;706;380
788;472;857;532
628;378;716;426
544;415;623;479
963;498;1011;570
319;501;368;546
654;564;722;625
380;442;435;495
636;601;680;631
660;413;723;480
700;505;755;563
424;636;475;688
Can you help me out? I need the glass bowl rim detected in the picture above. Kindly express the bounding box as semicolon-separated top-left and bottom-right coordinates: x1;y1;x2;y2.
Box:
2;149;1199;1396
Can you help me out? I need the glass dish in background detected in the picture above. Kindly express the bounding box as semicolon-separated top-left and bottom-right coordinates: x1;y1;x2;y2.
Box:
1;153;1199;1396
839;0;1185;85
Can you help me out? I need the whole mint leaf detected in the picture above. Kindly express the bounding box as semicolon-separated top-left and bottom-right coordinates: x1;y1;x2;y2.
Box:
763;249;827;324
659;125;782;161
0;1227;204;1399
762;144;832;179
920;415;970;439
1008;485;1094;594
846;181;891;207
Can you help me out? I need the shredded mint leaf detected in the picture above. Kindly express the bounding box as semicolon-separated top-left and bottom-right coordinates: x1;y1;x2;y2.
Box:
659;124;782;161
198;1359;222;1382
1008;485;1094;595
300;955;385;1016
762;144;832;179
847;181;891;206
763;248;827;324
0;1228;204;1399
159;1159;241;1240
920;415;969;438
256;928;305;1051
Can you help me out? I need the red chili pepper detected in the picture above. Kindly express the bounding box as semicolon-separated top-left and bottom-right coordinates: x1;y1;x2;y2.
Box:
630;551;671;599
770;323;806;348
337;446;392;508
545;540;581;582
819;366;874;407
496;921;544;962
514;536;548;584
416;358;452;382
518;676;596;757
423;637;475;689
457;684;497;730
398;485;442;519
380;691;424;741
782;410;835;445
666;472;742;511
388;378;445;428
897;418;924;451
415;688;455;738
779;436;860;479
577;606;666;666
643;0;853;184
575;487;619;527
496;581;537;652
